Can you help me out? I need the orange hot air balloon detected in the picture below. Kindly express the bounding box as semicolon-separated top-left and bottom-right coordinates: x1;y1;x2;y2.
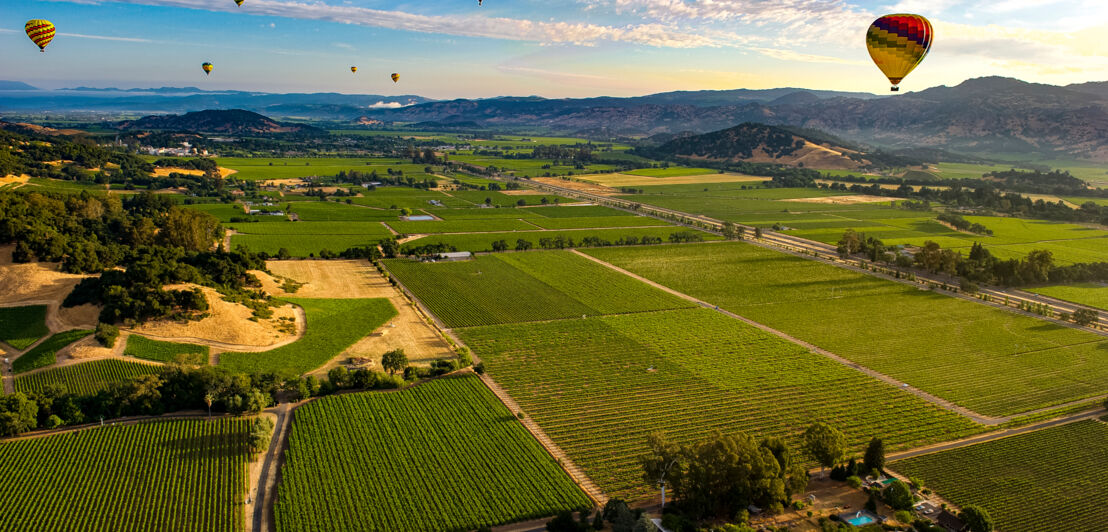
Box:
25;19;56;52
866;14;933;92
202;62;214;75
391;73;400;83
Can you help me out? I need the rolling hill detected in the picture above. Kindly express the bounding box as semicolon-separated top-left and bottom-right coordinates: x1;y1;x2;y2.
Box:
115;109;322;134
641;123;871;170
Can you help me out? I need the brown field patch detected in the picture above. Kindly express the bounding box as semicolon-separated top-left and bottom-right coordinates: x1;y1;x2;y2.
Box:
575;172;768;187
0;252;92;303
1024;194;1080;209
0;174;30;189
127;285;300;348
783;194;899;205
153;167;206;177
219;167;237;178
533;177;618;195
498;189;551;196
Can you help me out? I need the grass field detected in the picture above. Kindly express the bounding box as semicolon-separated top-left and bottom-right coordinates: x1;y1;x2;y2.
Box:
182;203;288;223
216;157;433;180
385;252;693;328
124;335;209;365
893;420;1108;532
623;167;719;178
285;201;401;221
400;227;718;253
230;234;389;257
349;188;472;210
386;218;538;234
228;221;393;236
524;216;668;230
457;308;980;500
447;154;616;178
1025;283;1108;312
275;375;592;531
586;242;1108;417
0;305;49;350
218;298;396;375
14;359;161;396
0;418;251;531
12;330;94;374
445;190;575;208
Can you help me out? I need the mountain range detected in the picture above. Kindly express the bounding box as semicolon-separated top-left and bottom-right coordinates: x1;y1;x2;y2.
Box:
115;109;321;135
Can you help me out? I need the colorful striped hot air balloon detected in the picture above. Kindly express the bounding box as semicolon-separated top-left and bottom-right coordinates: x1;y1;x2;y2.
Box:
865;14;933;92
25;19;56;52
234;0;245;6
391;73;400;83
202;62;214;76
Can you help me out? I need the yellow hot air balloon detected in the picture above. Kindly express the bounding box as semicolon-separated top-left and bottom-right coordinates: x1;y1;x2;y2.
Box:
234;0;244;5
351;66;358;73
391;73;400;83
25;19;56;53
202;62;214;76
866;14;933;92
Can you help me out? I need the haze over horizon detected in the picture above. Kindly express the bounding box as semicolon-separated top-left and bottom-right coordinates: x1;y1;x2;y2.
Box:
2;0;1107;99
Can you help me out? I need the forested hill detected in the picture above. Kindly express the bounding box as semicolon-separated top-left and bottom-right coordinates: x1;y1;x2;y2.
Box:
638;123;873;170
116;109;323;135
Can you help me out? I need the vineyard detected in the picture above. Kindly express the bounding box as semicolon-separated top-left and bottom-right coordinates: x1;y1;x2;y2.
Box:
385;251;693;328
0;418;252;531
400;226;717;254
125;335;209;365
457;308;981;500
0;305;49;350
14;359;161;396
386;218;538;234
525;216;668;230
586;243;1108;417
218;298;396;374
230;234;390;257
11;330;94;374
1027;283;1108;312
893;420;1108;531
275;375;591;531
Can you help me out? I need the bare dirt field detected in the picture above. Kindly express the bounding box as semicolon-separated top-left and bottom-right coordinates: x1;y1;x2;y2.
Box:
0;174;30;189
261;260;454;369
153;167;205;177
127;285;301;348
783;194;900;205
1024;194;1080;209
533;177;619;196
573;173;768;187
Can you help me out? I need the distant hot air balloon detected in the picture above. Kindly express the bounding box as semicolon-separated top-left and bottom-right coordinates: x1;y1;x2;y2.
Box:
351;66;358;73
202;62;214;76
479;0;483;5
391;73;400;83
25;19;56;53
234;0;244;5
866;14;933;92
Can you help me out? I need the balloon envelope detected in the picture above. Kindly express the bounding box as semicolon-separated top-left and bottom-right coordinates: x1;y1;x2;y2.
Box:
391;73;400;82
235;0;244;5
25;19;56;52
866;14;932;91
202;62;214;75
351;66;358;73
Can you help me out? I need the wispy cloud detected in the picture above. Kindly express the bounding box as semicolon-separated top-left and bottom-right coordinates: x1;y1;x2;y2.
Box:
59;32;153;43
61;0;739;48
754;47;867;66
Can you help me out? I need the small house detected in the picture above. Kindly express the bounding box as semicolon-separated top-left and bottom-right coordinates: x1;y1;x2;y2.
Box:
438;251;472;262
935;510;966;532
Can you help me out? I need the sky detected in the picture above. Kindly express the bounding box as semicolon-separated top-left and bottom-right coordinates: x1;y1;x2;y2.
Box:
2;0;1107;99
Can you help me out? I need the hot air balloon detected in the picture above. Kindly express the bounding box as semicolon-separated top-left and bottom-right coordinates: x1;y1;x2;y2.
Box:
234;0;244;5
202;62;214;76
25;19;56;53
391;73;400;83
479;0;483;5
351;66;358;73
866;14;932;92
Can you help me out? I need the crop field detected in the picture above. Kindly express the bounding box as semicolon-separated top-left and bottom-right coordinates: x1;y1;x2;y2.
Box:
580;173;767;187
445;190;575;208
284;201;400;221
182;203;288;223
218;298;396;375
386;218;538;234
447;154;617;178
12;330;94;374
124;335;209;365
623;167;719;177
228;221;392;237
586;242;1108;417
0;418;251;531
524;216;668;230
522;205;630;218
400;226;718;253
457;308;980;500
231;234;388;257
216;157;433;180
349;188;472;210
14;359;161;396
275;375;591;531
1026;283;1108;312
385;251;693;328
0;304;49;350
893;420;1108;532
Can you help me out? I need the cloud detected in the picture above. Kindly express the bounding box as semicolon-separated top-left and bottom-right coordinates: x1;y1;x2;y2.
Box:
59;32;154;43
66;0;739;48
368;101;405;109
754;47;867;66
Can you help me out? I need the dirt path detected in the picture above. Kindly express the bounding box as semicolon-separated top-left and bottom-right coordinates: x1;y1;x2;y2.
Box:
251;405;290;532
223;229;237;251
571;250;1005;426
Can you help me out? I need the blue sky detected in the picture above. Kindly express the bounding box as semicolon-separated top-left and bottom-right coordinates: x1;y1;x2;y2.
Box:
2;0;1106;98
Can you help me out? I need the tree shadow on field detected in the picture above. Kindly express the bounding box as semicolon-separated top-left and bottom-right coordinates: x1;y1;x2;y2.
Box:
159;426;252;461
1027;322;1066;332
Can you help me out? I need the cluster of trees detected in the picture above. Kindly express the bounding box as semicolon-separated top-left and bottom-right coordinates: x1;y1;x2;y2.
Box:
332;169;438;190
544;499;657;532
936;213;992;235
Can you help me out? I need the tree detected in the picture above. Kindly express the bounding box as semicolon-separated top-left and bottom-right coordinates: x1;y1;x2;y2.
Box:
381;348;408;376
1073;308;1098;326
327;366;350;388
204;391;214;418
754;227;763;239
632;515;657;532
837;229;862;257
515;239;533;251
491;239;509;252
960;506;994;532
248;416;275;455
863;437;885;475
803;422;846;479
94;322;119;347
245;389;271;414
883;479;913;511
0;393;39;436
545;511;588;532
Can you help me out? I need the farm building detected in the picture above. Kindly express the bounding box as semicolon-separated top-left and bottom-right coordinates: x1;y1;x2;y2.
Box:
418;251;472;262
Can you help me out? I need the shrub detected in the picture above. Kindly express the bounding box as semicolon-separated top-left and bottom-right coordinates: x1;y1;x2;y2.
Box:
95;323;119;348
846;475;863;489
45;415;64;429
883;480;914;511
894;510;913;524
473;362;485;374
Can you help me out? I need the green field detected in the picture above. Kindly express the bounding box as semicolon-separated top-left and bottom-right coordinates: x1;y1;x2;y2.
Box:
0;418;251;531
385;251;694;328
217;157;433;180
448;154;616;178
457;308;979;500
218;298;396;375
12;330;94;374
275;375;592;531
231;234;388;257
586;242;1108;417
0;305;49;350
524;216;667;230
386;218;538;234
228;221;393;236
623;167;718;178
285;201;402;221
445;190;575;208
1026;283;1108;312
124;335;209;365
182;203;288;223
401;227;718;254
893;420;1108;532
349;188;472;210
14;359;161;396
521;205;629;218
